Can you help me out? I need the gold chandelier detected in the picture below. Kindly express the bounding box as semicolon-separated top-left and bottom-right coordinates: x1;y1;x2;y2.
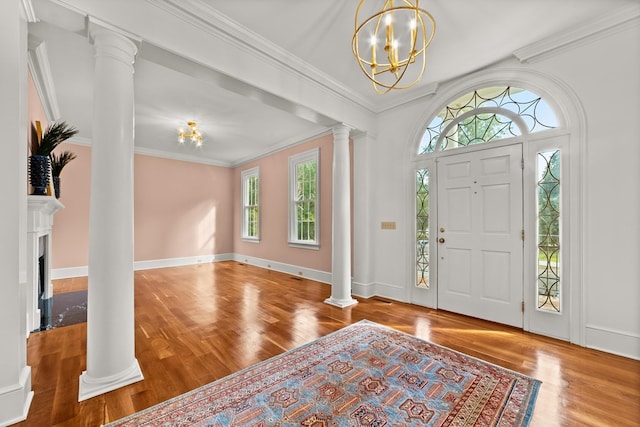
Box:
352;0;435;94
178;121;202;147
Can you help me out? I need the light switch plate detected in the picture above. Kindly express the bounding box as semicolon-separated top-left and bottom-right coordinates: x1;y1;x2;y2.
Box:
381;221;396;230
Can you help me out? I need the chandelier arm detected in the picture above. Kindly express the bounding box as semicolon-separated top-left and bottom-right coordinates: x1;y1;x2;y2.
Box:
353;1;435;93
352;6;435;66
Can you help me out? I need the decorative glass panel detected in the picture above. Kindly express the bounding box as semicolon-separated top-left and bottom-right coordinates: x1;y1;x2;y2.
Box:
419;87;558;154
441;113;520;151
536;150;561;312
416;168;430;288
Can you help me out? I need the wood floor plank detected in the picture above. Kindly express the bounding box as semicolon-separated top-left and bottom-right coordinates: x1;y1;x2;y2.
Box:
15;261;640;426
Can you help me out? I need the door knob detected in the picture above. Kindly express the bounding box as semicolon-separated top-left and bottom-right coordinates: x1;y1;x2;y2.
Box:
439;237;445;243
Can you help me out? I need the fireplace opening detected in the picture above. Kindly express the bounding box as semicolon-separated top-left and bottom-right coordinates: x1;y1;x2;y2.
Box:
36;236;52;331
34;234;86;332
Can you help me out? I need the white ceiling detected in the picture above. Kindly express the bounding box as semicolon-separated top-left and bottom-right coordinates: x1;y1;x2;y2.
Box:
28;0;636;166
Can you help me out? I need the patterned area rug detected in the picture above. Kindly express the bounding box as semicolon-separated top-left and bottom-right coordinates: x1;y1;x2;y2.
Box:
108;320;540;426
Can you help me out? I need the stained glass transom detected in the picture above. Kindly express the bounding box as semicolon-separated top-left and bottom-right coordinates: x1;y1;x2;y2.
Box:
419;87;558;154
416;168;430;288
536;150;561;312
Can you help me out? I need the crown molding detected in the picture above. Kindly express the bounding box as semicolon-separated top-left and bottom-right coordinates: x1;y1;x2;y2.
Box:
147;0;377;115
21;0;37;22
231;128;333;167
375;81;440;113
68;138;231;167
27;36;61;121
133;146;232;167
67;131;338;169
513;4;640;64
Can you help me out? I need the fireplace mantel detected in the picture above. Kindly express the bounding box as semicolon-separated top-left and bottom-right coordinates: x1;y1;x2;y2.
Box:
26;195;63;333
27;195;63;229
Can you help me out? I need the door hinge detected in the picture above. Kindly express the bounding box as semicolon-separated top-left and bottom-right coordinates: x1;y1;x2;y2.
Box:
521;158;524;170
521;229;525;241
522;301;525;313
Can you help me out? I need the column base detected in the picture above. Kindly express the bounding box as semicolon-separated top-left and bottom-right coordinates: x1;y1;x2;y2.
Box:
0;366;33;426
78;359;144;402
324;297;358;308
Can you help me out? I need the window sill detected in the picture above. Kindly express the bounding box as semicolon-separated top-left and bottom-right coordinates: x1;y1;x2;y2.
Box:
241;237;260;244
288;241;320;250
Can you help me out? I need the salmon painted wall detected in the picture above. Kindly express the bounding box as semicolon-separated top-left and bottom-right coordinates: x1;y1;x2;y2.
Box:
134;155;233;261
51;143;90;267
51;148;234;268
233;133;335;273
50;132;348;273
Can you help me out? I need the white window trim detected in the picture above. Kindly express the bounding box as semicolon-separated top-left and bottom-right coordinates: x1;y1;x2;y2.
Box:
288;148;320;249
241;166;260;242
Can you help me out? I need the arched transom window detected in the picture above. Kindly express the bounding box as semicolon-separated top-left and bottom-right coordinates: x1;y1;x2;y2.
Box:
418;86;558;154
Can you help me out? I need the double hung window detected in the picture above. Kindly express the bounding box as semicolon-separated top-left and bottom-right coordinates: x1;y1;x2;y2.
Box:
241;167;260;240
288;149;319;248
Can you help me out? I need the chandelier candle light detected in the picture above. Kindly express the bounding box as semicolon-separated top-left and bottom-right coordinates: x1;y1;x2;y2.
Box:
178;121;203;147
352;0;435;94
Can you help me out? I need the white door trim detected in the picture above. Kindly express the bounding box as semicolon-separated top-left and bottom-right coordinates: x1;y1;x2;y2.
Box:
405;69;586;346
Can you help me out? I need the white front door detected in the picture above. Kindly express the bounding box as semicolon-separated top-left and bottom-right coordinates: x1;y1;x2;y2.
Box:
437;144;523;327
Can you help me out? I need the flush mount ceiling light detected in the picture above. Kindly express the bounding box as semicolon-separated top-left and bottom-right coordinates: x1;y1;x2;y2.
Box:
178;121;202;147
352;0;436;94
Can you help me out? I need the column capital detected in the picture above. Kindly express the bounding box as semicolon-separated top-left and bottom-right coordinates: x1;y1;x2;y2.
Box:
89;18;139;72
332;123;353;141
351;130;375;143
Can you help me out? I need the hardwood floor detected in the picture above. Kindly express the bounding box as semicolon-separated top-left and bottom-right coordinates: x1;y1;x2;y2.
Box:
16;261;640;426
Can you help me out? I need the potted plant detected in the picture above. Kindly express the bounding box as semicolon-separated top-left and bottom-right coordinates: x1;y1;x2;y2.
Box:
29;121;78;195
49;151;77;199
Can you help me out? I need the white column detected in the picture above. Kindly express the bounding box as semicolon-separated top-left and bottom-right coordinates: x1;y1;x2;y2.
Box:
0;1;33;424
79;24;143;401
325;124;358;308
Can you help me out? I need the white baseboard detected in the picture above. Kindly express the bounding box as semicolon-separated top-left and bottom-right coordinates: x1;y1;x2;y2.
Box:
585;324;640;360
0;366;33;427
51;266;88;279
352;281;407;302
352;281;376;298
52;254;234;279
53;254;336;290
134;253;232;271
370;282;408;302
232;254;332;285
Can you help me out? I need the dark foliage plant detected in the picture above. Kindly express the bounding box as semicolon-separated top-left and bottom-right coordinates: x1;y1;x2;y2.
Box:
49;151;77;177
30;121;78;156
